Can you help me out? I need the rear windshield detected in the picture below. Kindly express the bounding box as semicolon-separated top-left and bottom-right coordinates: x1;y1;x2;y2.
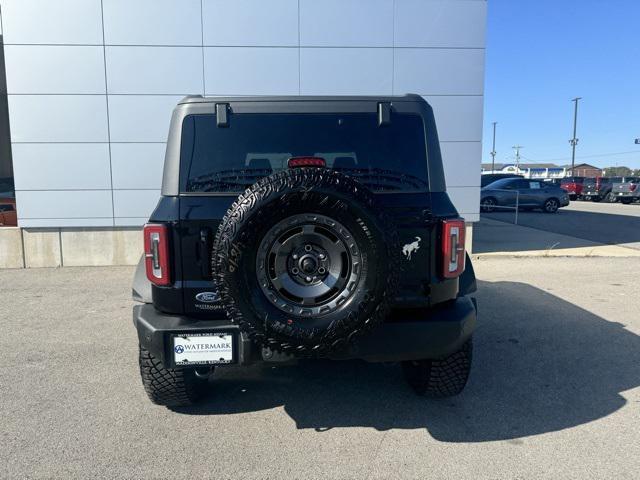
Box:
561;177;584;184
179;112;429;193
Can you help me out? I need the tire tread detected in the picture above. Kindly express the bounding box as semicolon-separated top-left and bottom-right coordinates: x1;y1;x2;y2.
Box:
138;346;206;407
403;339;473;398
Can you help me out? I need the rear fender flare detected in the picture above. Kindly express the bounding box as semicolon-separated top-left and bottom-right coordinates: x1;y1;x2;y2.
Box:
458;253;477;296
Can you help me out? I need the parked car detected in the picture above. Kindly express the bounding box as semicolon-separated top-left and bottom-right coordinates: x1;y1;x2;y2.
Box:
132;94;478;407
481;178;570;213
481;173;523;188
611;177;640;204
581;176;619;202
560;176;585;200
0;197;17;226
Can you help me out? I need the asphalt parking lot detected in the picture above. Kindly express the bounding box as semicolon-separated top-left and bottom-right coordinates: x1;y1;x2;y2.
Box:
477;200;640;254
1;258;639;479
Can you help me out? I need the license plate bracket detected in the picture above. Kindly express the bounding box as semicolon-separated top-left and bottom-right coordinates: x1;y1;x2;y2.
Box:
172;332;235;366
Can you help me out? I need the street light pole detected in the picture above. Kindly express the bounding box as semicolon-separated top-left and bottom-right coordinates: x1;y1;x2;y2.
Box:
569;97;582;176
490;122;497;172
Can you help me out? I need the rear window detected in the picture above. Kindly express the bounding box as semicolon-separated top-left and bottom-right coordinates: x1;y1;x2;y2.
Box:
179;112;429;193
561;177;584;184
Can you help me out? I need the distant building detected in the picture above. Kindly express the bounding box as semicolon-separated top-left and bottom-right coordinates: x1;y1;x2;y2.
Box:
565;163;602;177
481;163;568;179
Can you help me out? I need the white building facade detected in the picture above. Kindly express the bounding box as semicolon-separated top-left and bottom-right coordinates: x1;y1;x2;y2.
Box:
0;0;486;266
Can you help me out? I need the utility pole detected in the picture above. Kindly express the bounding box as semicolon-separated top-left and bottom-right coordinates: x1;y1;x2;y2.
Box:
512;145;523;171
490;122;497;172
569;97;582;176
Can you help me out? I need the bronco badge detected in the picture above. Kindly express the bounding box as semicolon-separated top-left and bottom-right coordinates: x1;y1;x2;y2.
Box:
402;236;421;260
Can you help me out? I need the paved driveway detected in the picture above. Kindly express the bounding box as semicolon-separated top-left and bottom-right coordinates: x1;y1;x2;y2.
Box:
1;259;639;479
480;200;640;252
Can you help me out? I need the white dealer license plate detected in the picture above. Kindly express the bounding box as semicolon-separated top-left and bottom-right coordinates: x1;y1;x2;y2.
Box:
173;333;234;365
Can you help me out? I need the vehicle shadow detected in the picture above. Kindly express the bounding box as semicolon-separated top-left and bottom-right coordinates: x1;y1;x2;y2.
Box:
174;280;640;442
476;206;640;253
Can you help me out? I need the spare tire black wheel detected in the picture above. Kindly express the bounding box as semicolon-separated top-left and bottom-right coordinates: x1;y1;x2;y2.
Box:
212;168;400;356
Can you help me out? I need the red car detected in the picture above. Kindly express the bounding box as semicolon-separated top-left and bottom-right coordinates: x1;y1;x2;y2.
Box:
0;198;17;226
560;176;585;200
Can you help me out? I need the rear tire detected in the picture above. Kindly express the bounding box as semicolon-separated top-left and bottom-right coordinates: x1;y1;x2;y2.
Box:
138;346;210;407
402;338;473;398
621;198;632;205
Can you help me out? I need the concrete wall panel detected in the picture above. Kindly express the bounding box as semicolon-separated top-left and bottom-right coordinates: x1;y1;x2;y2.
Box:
8;95;109;143
203;0;298;47
4;46;105;94
300;48;393;95
204;47;299;95
300;0;393;47
12;144;111;191
103;0;202;46
61;227;142;266
0;0;103;45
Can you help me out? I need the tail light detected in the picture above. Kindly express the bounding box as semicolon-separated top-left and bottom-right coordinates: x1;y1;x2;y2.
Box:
630;184;637;192
441;218;466;279
288;156;326;168
144;223;171;286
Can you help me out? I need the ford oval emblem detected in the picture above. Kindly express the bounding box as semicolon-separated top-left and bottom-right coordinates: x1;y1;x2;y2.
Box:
195;291;219;303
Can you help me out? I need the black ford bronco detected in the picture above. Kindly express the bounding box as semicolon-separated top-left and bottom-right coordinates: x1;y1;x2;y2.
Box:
132;95;477;407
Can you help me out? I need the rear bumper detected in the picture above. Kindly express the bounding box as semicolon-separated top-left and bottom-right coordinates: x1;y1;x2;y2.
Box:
133;296;477;367
581;190;603;197
613;191;638;198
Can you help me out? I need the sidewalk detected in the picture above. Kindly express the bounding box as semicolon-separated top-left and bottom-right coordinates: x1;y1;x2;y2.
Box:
473;217;640;257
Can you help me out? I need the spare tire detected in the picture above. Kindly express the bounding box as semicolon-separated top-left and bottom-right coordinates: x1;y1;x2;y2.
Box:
212;168;400;356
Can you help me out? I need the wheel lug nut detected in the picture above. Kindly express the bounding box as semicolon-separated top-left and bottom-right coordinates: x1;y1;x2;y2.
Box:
305;276;312;282
292;254;298;260
318;253;325;259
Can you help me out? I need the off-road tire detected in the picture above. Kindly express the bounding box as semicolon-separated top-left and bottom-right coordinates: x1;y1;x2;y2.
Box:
212;168;400;357
402;338;473;397
138;346;208;407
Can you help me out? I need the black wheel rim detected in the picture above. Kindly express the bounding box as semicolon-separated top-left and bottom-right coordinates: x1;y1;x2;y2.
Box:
546;199;558;211
482;198;495;211
256;214;362;316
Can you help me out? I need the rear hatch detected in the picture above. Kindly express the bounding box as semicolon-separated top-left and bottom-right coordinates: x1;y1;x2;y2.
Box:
582;177;607;195
176;107;449;316
612;178;639;194
560;177;583;193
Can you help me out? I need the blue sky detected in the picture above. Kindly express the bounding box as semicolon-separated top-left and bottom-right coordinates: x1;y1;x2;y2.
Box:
483;0;640;168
